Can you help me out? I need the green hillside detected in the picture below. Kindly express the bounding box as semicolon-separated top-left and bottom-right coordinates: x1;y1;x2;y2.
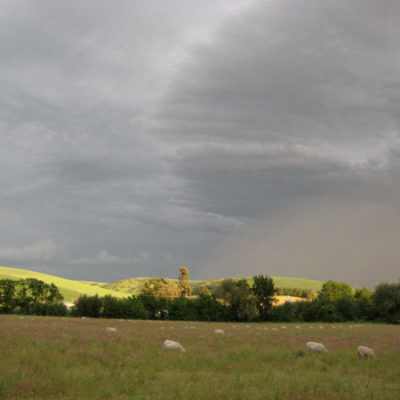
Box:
104;277;153;294
103;275;324;295
0;266;128;302
0;266;324;301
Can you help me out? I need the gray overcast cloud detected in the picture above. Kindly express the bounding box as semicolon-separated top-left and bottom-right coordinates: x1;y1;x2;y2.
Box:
0;0;399;286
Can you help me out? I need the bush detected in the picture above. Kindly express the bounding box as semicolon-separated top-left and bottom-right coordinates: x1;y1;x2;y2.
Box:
73;295;102;318
373;282;400;324
269;302;296;322
30;302;67;316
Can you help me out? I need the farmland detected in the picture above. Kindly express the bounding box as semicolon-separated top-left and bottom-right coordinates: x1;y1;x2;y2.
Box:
0;316;399;399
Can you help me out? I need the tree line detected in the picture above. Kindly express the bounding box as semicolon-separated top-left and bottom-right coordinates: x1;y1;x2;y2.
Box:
71;277;400;324
0;272;399;323
0;278;66;316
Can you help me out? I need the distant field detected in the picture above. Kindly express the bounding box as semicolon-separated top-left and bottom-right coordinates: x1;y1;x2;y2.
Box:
275;295;307;305
0;266;127;302
268;276;323;292
0;316;398;400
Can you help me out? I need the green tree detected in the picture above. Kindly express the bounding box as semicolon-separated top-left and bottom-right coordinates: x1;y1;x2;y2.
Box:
252;275;276;321
140;278;179;298
214;279;256;322
318;280;353;302
354;287;374;320
178;266;192;298
0;279;17;313
373;282;400;323
198;286;211;296
73;294;102;318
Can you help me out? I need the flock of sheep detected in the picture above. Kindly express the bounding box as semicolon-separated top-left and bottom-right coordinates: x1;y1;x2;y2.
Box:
105;323;375;360
161;335;374;360
305;341;375;359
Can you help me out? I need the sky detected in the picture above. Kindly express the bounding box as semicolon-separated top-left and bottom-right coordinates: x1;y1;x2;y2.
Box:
0;0;399;286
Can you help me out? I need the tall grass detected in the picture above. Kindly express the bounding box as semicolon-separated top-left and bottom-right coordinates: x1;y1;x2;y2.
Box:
0;316;398;399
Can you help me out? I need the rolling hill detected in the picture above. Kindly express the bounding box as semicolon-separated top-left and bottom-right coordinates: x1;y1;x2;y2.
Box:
103;275;323;295
0;266;128;302
0;266;324;302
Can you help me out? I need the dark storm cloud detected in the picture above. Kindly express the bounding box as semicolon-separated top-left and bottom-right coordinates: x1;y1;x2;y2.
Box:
152;0;400;224
0;0;399;284
148;0;400;284
0;0;252;280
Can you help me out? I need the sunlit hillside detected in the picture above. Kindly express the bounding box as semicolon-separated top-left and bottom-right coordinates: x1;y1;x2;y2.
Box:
0;266;128;302
0;266;324;302
103;276;323;295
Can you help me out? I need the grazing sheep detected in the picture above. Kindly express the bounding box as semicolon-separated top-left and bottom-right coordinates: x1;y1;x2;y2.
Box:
214;329;225;335
295;326;301;329
162;339;186;353
106;327;118;333
357;346;375;359
306;342;329;353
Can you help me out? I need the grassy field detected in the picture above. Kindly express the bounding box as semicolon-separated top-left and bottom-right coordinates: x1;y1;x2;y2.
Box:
0;316;398;399
0;266;127;302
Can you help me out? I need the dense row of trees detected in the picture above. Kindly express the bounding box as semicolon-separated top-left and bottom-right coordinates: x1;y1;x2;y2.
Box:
270;281;400;323
1;274;399;323
71;278;400;324
0;278;66;315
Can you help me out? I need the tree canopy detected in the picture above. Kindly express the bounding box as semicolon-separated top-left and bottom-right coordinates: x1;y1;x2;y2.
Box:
252;275;276;321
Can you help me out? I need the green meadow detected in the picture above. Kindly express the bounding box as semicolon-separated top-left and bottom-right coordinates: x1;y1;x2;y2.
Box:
0;266;127;301
0;316;399;399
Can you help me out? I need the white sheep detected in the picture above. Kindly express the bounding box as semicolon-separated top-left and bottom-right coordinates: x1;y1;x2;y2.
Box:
162;339;186;353
306;342;329;353
214;329;225;335
357;346;375;359
106;327;118;333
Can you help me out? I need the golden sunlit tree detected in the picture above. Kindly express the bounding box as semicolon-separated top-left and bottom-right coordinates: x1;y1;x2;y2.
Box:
178;266;192;298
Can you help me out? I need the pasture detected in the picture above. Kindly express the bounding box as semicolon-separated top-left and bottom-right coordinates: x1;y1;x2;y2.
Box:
0;316;399;400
